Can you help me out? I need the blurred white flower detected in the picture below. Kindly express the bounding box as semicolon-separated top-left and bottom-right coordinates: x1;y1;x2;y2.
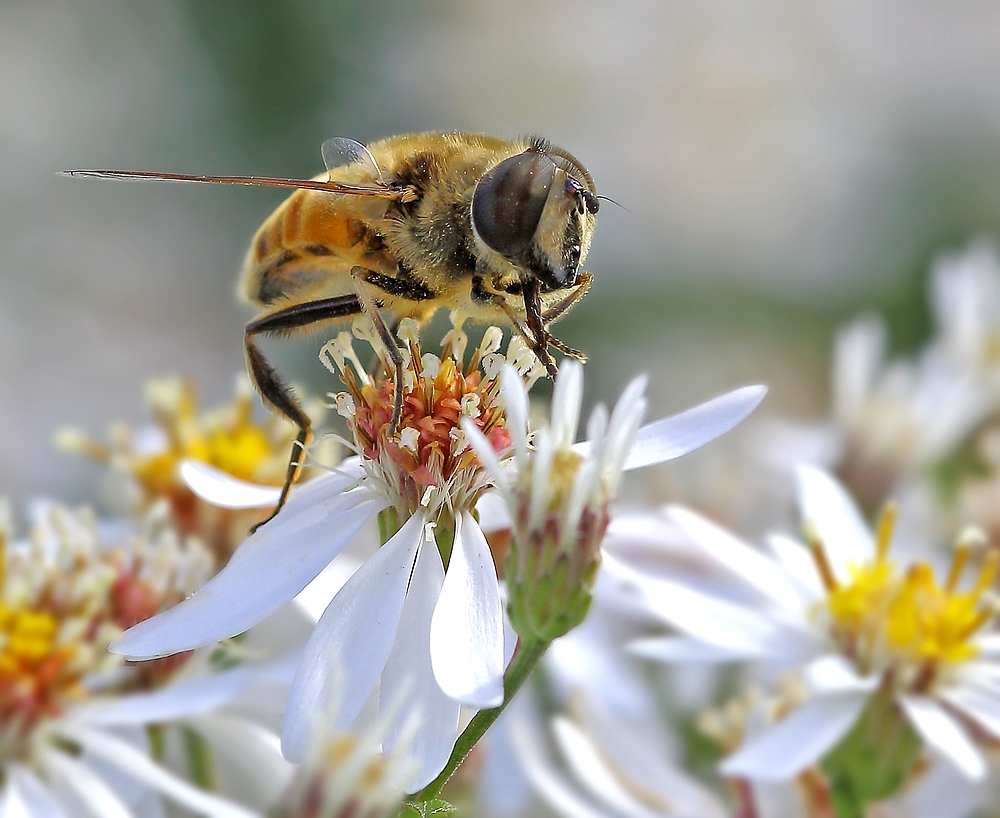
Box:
0;502;277;818
617;466;1000;782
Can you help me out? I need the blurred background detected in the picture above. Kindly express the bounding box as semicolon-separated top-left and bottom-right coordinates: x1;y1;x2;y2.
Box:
5;0;1000;513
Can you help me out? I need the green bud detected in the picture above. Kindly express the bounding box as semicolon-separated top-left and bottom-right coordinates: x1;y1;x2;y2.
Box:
505;454;610;642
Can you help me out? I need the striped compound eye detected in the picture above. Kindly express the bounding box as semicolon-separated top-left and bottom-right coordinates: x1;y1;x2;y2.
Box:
471;150;556;265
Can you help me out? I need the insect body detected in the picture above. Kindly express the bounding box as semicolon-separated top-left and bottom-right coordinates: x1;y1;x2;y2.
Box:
65;132;600;529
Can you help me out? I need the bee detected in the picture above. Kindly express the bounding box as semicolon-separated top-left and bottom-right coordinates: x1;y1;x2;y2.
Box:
64;132;600;529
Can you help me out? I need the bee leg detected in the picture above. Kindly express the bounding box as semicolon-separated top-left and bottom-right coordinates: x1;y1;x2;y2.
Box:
541;272;593;326
350;267;411;436
546;335;587;363
244;294;364;533
520;277;559;378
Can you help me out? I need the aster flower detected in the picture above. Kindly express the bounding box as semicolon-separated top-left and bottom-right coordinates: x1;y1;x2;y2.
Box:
618;465;1000;787
113;321;765;791
0;501;267;817
270;668;416;818
54;374;330;559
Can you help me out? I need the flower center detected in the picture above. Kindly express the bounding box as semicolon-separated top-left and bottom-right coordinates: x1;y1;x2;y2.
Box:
809;506;997;688
325;321;519;518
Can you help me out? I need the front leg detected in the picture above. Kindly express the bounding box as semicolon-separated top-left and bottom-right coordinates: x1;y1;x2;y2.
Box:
350;267;437;435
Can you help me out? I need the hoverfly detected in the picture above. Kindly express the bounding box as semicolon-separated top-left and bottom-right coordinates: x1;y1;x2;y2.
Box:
65;132;600;529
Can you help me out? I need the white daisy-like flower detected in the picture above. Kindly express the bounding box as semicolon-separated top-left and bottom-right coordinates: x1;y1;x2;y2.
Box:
0;502;279;818
113;324;765;791
616;466;1000;782
930;237;1000;381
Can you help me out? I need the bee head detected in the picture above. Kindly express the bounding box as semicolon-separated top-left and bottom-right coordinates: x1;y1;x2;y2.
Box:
471;144;598;291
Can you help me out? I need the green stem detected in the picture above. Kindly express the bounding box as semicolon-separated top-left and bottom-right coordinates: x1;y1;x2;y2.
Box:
409;638;549;804
181;726;215;791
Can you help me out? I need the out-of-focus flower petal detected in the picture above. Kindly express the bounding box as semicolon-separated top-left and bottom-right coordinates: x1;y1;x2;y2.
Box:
41;750;133;818
598;385;766;471
804;656;879;695
56;724;257;818
899;695;986;779
767;534;824;599
720;692;867;780
668;506;807;610
940;686;1000;740
505;706;610;818
71;664;263;726
552;717;662;818
629;636;757;663
430;512;504;707
5;765;68;818
112;492;382;658
474;490;512;533
282;512;425;762
796;466;873;575
381;536;460;793
605;554;817;660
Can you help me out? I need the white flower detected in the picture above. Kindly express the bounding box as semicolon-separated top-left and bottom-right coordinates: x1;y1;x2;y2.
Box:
617;466;1000;781
0;503;283;818
930;237;1000;379
112;326;766;791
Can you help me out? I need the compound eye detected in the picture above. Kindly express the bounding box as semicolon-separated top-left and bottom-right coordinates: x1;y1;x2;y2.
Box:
472;151;556;263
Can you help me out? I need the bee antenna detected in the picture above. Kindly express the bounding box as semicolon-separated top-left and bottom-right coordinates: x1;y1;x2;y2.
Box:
596;194;630;214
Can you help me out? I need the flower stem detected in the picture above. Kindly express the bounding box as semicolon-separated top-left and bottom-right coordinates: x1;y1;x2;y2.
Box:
409;638;549;803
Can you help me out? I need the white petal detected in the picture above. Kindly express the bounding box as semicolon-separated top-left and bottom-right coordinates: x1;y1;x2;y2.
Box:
720;692;867;780
500;365;529;470
603;554;815;660
898;695;986;779
795;466;873;576
552;717;662;818
580;701;727;818
5;766;67;818
804;656;878;695
182;457;364;510
768;534;824;599
281;512;425;762
940;685;1000;740
629;636;757;663
973;634;1000;657
474;490;512;534
459;418;511;503
293;555;363;623
505;706;611;818
381;538;461;792
668;506;805;610
550;360;584;449
41;750;133;818
112;491;382;658
430;513;505;707
56;724;257;818
185;714;294;807
181;460;282;508
71;664;260;726
596;385;766;471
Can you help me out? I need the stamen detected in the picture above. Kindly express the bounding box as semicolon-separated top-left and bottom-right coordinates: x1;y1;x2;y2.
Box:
947;527;988;593
805;524;838;593
973;550;999;596
875;501;897;563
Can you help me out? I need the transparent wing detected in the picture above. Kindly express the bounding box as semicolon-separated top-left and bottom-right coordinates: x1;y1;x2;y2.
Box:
321;137;383;183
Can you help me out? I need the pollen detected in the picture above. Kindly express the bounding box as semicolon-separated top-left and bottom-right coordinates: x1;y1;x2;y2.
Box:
328;320;520;518
811;508;997;687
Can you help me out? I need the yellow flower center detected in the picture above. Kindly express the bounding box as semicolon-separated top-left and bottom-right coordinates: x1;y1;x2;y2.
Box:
810;506;997;687
0;602;82;725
